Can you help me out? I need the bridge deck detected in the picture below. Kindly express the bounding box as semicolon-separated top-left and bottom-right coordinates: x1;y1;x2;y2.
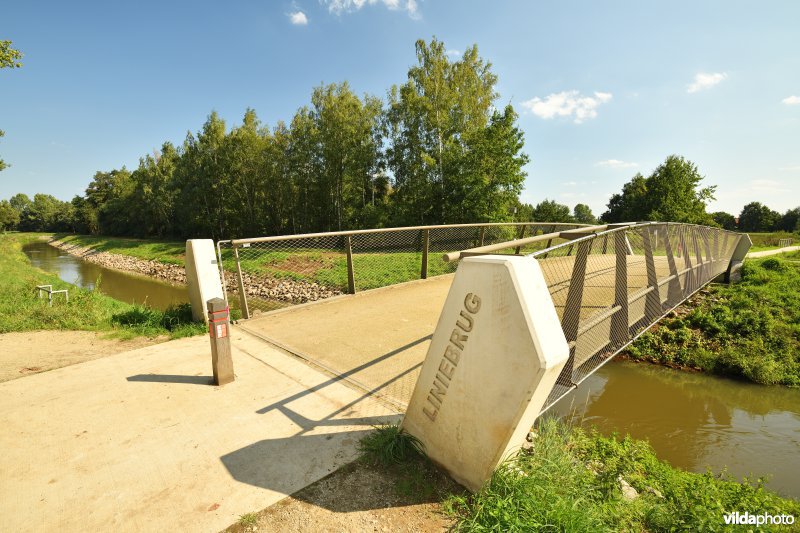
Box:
239;253;704;408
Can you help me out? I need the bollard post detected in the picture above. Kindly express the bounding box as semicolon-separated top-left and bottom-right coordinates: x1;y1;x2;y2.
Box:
207;298;234;386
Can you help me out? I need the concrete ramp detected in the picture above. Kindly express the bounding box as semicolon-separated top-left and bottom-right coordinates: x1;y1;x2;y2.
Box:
239;276;454;408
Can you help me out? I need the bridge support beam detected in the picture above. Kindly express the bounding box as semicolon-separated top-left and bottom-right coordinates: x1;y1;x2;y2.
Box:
402;255;569;492
186;239;225;323
723;233;752;283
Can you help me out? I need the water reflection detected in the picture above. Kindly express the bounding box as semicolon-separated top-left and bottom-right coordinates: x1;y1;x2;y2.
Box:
550;360;800;498
23;241;188;311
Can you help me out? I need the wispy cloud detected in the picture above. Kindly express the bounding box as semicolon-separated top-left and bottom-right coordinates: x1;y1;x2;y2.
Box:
446;49;461;57
321;0;418;17
289;11;308;25
562;181;578;186
595;159;638;169
750;179;790;193
521;90;612;123
782;95;800;105
778;165;800;171
687;72;727;93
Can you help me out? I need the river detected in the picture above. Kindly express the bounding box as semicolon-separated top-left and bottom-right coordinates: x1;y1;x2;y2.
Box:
21;241;800;498
23;241;189;311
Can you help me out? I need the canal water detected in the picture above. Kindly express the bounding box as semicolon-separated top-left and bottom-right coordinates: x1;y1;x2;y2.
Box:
23;241;188;311
550;360;800;498
21;241;800;497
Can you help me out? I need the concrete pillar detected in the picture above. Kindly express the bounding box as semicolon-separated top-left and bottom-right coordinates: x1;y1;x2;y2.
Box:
402;255;569;492
725;233;752;283
186;239;224;323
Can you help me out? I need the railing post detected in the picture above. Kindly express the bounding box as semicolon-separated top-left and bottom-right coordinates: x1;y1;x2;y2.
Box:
558;238;592;383
345;235;356;294
610;231;629;344
680;227;694;294
514;225;527;254
641;226;662;318
479;226;486;246
692;231;704;285
233;246;250;320
663;226;682;306
421;229;430;279
701;230;713;282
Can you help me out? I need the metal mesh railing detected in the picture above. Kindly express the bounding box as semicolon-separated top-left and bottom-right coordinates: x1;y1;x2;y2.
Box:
217;222;585;317
441;222;742;413
532;223;741;412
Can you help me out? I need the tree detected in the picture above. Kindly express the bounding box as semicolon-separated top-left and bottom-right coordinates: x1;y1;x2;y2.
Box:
532;199;572;223
710;211;737;230
387;38;527;224
602;155;716;223
0;200;19;231
1;41;23;172
573;203;597;224
779;207;800;233
738;202;781;233
0;40;23;69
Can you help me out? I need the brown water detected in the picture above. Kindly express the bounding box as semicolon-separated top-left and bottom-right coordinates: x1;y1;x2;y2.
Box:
23;242;189;311
550;360;800;498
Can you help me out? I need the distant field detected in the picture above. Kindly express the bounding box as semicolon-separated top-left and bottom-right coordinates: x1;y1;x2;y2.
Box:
746;231;798;251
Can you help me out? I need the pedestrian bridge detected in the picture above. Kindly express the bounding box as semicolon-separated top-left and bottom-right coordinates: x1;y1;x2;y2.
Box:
224;221;748;414
216;221;750;490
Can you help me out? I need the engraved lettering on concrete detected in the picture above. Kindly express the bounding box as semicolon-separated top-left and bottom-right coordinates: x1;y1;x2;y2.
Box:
422;293;481;422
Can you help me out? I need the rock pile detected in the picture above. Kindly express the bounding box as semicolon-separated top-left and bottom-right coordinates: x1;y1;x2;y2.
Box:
49;238;342;305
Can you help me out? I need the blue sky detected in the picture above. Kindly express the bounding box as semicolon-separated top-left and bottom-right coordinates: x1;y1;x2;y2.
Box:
2;0;799;217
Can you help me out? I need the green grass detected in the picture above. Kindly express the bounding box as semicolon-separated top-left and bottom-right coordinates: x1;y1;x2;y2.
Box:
0;233;204;339
53;233;186;266
358;424;426;466
626;254;800;386
446;418;800;532
747;231;798;250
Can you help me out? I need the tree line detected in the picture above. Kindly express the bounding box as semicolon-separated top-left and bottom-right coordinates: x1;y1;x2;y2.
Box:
1;39;540;239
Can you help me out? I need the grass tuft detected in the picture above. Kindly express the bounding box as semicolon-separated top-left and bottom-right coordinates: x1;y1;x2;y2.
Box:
358;424;425;466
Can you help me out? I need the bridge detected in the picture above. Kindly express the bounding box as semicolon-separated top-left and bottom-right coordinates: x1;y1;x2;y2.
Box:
210;221;749;490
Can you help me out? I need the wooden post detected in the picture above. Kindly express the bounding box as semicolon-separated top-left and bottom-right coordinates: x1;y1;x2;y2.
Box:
514;225;527;254
420;229;430;279
207;298;234;386
233;246;250;320
345;235;356;294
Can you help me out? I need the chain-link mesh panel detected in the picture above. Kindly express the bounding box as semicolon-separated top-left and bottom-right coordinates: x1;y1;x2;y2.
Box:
225;223;583;318
535;223;742;412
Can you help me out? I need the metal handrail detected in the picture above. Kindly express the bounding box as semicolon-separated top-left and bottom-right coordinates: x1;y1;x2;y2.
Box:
231;222;587;246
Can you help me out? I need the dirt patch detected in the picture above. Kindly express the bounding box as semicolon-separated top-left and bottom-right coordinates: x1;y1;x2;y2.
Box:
0;331;165;382
225;458;463;533
271;252;342;278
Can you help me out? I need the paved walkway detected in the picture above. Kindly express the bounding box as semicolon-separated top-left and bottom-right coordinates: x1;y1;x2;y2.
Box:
746;245;800;258
0;330;397;533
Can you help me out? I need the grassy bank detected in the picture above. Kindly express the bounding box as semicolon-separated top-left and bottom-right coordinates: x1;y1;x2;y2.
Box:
53;233;186;265
626;253;800;386
747;231;798;252
0;233;204;338
359;421;799;532
448;418;800;531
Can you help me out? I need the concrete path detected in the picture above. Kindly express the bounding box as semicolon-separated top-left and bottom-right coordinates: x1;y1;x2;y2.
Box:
746;245;800;258
0;330;398;533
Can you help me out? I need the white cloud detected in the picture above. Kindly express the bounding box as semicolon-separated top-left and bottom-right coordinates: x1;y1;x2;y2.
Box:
782;95;800;105
521;90;612;123
750;179;790;193
595;159;638;169
562;181;578;186
321;0;418;17
446;49;461;57
778;165;800;171
687;72;727;93
289;11;308;25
